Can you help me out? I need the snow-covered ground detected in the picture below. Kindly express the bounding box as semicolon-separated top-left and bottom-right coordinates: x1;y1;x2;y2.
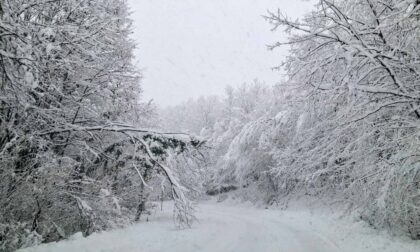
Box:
20;200;420;252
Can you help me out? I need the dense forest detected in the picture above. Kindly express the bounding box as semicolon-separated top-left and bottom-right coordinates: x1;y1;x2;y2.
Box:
1;0;419;251
0;1;202;250
161;0;420;241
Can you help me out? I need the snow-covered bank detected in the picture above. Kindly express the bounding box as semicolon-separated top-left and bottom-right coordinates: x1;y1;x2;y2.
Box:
20;201;420;252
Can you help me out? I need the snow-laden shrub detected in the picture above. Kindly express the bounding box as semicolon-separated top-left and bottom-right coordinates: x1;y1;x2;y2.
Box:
365;163;420;239
0;222;42;251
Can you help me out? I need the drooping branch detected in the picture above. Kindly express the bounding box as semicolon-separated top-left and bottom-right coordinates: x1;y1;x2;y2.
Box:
134;135;195;228
37;123;193;138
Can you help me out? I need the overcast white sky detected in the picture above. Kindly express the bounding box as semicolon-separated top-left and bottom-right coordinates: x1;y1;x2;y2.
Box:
127;0;315;106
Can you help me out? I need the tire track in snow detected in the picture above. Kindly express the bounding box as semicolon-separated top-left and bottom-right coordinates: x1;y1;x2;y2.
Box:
199;202;340;252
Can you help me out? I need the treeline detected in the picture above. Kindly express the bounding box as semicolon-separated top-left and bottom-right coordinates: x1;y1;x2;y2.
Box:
160;0;420;239
0;1;200;250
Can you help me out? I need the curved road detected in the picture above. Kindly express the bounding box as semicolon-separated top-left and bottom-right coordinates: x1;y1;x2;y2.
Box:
22;201;340;252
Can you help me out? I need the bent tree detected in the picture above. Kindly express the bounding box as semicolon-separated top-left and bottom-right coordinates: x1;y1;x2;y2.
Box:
266;0;420;238
0;0;201;250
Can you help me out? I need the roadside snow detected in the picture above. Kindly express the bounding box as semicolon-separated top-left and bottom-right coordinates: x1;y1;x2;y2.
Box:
20;201;420;252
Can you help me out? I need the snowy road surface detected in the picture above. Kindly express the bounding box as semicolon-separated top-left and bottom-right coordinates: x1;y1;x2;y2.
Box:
21;201;420;252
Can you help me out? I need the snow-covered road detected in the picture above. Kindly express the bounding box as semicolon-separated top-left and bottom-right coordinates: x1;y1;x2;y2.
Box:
21;201;420;252
185;203;339;252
